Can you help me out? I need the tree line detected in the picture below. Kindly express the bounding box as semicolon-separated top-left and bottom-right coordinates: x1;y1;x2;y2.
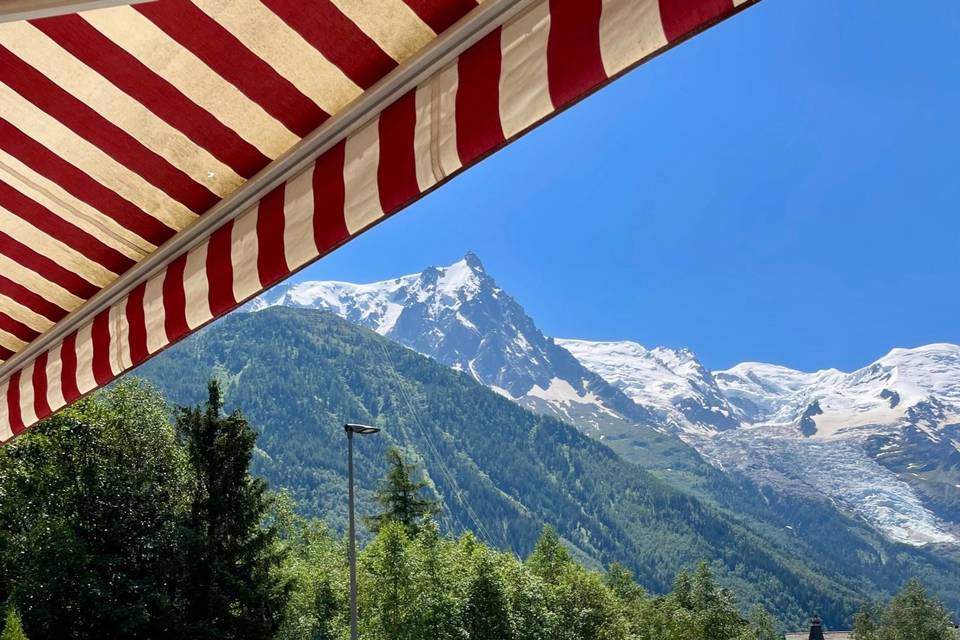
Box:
0;380;953;639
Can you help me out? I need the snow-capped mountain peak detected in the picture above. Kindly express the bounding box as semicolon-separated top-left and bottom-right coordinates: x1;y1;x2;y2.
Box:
556;339;739;434
251;255;652;432
252;253;960;547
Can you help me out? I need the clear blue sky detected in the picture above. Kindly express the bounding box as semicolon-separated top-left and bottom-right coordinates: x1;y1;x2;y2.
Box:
289;0;960;373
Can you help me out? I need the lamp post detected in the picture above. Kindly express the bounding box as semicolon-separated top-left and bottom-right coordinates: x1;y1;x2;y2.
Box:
344;423;380;640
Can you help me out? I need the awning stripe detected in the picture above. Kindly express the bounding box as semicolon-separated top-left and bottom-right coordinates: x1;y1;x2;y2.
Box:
0;179;132;275
43;344;64;417
0;314;37;344
0;148;152;260
206;222;236;318
135;1;329;140
161;255;189;343
31;352;51;422
660;0;732;42
0;275;66;324
330;0;437;63
191;0;361;120
6;371;24;437
0;23;246;198
498;2;553;139
0;294;53;334
18;362;38;429
402;0;479;35
262;0;398;90
32;14;273;178
0;118;173;246
547;0;605;109
0;330;27;354
0;83;198;231
0;47;219;214
80;6;299;158
0;205;116;287
377;91;420;214
455;29;504;165
0;237;91;306
599;0;667;77
255;187;289;287
0;0;760;440
311;141;349;252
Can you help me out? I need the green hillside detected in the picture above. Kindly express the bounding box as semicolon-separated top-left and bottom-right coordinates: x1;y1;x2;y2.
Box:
131;307;960;626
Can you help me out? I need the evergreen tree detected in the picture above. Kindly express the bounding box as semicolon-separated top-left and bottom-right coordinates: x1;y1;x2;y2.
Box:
463;553;512;640
176;380;289;639
673;570;694;610
1;608;27;640
364;448;439;536
879;578;953;640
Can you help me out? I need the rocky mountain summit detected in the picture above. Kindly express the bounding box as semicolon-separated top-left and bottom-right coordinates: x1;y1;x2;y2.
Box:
252;254;960;547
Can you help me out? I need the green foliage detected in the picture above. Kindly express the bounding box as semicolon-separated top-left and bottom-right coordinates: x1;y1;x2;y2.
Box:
274;518;347;640
853;604;883;640
747;605;780;640
0;380;292;640
131;307;960;626
276;522;795;640
1;609;27;640
364;448;439;536
463;552;513;640
175;380;290;639
0;380;189;639
853;578;955;640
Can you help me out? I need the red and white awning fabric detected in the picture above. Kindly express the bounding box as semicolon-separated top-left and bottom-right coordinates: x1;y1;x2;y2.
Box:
0;0;759;441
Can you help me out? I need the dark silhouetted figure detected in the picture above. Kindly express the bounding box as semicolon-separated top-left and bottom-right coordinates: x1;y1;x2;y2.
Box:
808;615;826;640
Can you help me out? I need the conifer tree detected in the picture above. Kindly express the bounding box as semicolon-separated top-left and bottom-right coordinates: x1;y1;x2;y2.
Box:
175;379;289;639
463;553;513;640
364;448;439;536
0;608;27;640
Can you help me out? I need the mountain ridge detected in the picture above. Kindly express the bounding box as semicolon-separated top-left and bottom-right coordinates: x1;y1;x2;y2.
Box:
249;254;960;548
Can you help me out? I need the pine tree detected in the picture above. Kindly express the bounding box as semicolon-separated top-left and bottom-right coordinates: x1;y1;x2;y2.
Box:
364;448;439;536
0;609;27;640
463;553;513;640
176;379;289;639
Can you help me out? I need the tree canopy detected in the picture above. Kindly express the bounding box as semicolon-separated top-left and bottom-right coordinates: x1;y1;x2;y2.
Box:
853;578;956;640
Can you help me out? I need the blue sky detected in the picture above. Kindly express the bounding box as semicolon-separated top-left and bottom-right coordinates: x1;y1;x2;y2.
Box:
290;0;960;373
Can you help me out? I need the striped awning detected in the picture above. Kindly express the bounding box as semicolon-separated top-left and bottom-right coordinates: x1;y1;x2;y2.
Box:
0;0;759;441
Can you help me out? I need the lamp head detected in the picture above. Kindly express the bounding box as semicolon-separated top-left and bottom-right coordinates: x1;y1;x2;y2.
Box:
344;423;381;435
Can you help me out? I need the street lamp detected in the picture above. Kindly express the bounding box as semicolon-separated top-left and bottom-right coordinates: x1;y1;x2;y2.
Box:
344;423;380;640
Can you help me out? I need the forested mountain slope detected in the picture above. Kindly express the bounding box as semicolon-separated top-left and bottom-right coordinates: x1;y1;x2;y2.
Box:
132;308;960;626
